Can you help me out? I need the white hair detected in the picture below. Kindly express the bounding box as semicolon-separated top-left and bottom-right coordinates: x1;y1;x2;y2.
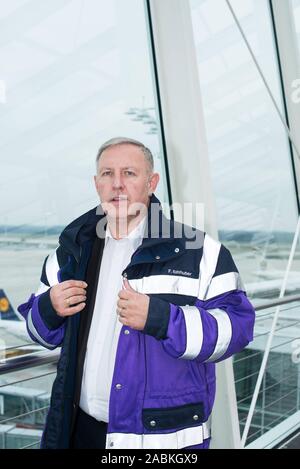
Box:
96;137;154;173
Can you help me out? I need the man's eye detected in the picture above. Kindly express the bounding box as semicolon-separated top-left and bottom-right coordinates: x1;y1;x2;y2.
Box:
125;171;135;176
101;171;111;176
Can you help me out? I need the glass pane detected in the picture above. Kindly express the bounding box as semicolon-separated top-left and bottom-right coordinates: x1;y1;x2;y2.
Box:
0;363;56;449
190;0;300;446
292;0;300;56
235;301;300;445
0;0;168;346
189;0;299;298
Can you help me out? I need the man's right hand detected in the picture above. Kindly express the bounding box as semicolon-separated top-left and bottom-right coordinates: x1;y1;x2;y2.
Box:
49;280;88;317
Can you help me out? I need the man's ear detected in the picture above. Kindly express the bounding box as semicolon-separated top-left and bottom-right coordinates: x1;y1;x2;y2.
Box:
94;175;99;192
149;172;160;194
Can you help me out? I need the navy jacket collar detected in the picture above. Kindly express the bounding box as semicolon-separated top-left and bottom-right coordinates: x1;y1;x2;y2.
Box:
59;194;195;264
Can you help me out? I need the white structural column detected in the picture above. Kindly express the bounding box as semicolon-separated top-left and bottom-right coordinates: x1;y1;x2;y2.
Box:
146;0;217;236
271;0;300;192
147;0;241;448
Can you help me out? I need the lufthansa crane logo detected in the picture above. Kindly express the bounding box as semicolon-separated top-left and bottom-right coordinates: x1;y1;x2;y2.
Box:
0;297;9;313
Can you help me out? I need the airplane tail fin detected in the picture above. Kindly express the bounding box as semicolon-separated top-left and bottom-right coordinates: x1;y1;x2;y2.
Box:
0;289;20;321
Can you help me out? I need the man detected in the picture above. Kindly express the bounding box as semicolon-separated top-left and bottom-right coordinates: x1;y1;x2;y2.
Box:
18;137;255;449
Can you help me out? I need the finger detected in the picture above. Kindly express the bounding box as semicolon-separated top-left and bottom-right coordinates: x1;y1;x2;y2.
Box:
118;315;129;326
67;295;87;307
64;287;87;297
123;278;136;292
61;280;88;291
117;300;128;309
116;307;124;316
62;302;86;316
118;289;131;300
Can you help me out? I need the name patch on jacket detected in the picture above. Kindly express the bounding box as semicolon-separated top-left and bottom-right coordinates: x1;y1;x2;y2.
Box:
168;269;192;277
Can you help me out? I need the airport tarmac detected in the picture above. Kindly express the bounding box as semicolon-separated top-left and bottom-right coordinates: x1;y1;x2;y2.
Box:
1;240;300;312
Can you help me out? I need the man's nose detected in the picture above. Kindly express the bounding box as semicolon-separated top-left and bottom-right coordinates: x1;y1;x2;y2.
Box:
112;175;124;189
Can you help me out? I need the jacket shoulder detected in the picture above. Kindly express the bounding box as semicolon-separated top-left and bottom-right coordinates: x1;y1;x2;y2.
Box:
170;219;206;249
61;206;99;234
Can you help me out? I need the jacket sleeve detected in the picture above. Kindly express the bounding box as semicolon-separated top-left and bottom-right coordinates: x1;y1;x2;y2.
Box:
17;247;67;350
143;244;255;363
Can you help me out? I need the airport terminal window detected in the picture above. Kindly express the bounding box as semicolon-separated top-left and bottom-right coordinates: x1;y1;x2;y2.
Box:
0;363;55;449
0;0;168;339
190;0;300;445
190;0;299;292
292;0;300;55
0;0;167;449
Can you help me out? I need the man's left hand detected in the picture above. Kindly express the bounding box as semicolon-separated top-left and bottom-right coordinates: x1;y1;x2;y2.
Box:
117;278;149;330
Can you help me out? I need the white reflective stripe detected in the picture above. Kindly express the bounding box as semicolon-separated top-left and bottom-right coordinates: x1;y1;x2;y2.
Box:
129;275;199;296
206;272;244;300
45;250;60;286
203;417;211;439
35;281;50;296
180;306;203;360
27;309;56;350
205;308;232;362
106;421;211;449
198;235;221;300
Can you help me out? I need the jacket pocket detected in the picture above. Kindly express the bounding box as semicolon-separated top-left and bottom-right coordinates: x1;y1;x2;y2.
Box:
142;402;204;431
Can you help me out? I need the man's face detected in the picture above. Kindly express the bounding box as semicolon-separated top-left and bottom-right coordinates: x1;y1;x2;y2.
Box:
94;143;159;221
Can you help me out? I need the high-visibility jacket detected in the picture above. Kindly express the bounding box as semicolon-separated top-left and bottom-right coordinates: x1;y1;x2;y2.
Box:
18;194;255;449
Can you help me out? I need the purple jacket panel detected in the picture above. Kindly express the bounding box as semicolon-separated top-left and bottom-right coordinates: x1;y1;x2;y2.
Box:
161;290;254;363
17;291;66;349
195;290;255;362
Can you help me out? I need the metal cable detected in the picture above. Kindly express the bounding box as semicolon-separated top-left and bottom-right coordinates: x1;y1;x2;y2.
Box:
225;0;300;161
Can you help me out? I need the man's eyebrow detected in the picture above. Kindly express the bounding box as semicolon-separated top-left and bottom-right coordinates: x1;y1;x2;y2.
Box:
99;166;139;171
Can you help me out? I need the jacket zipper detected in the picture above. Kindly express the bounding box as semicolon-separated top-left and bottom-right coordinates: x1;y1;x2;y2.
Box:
123;270;148;446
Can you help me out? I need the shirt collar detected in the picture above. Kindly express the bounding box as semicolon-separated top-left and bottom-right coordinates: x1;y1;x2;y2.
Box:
105;216;147;249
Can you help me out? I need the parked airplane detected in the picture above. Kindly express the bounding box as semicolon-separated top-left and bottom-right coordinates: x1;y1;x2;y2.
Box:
0;289;20;321
0;289;34;347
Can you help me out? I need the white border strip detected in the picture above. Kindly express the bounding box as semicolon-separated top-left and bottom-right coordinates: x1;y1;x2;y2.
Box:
129;275;199;296
27;309;56;350
206;272;244;299
45;250;60;286
198;235;221;300
35;281;50;296
180;306;203;360
206;308;232;362
106;421;211;449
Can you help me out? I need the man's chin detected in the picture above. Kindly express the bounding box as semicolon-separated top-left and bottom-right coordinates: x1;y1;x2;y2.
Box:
106;211;128;221
102;201;127;216
102;201;147;220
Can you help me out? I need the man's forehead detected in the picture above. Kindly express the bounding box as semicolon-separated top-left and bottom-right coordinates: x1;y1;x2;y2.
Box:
98;144;150;172
101;143;142;157
99;152;145;169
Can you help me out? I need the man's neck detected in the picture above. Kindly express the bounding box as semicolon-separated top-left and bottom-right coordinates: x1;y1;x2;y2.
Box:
106;213;146;240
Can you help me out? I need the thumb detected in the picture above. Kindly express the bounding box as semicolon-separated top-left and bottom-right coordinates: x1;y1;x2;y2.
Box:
123;278;136;292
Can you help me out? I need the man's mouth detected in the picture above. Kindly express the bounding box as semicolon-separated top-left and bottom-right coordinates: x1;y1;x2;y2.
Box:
111;195;128;202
